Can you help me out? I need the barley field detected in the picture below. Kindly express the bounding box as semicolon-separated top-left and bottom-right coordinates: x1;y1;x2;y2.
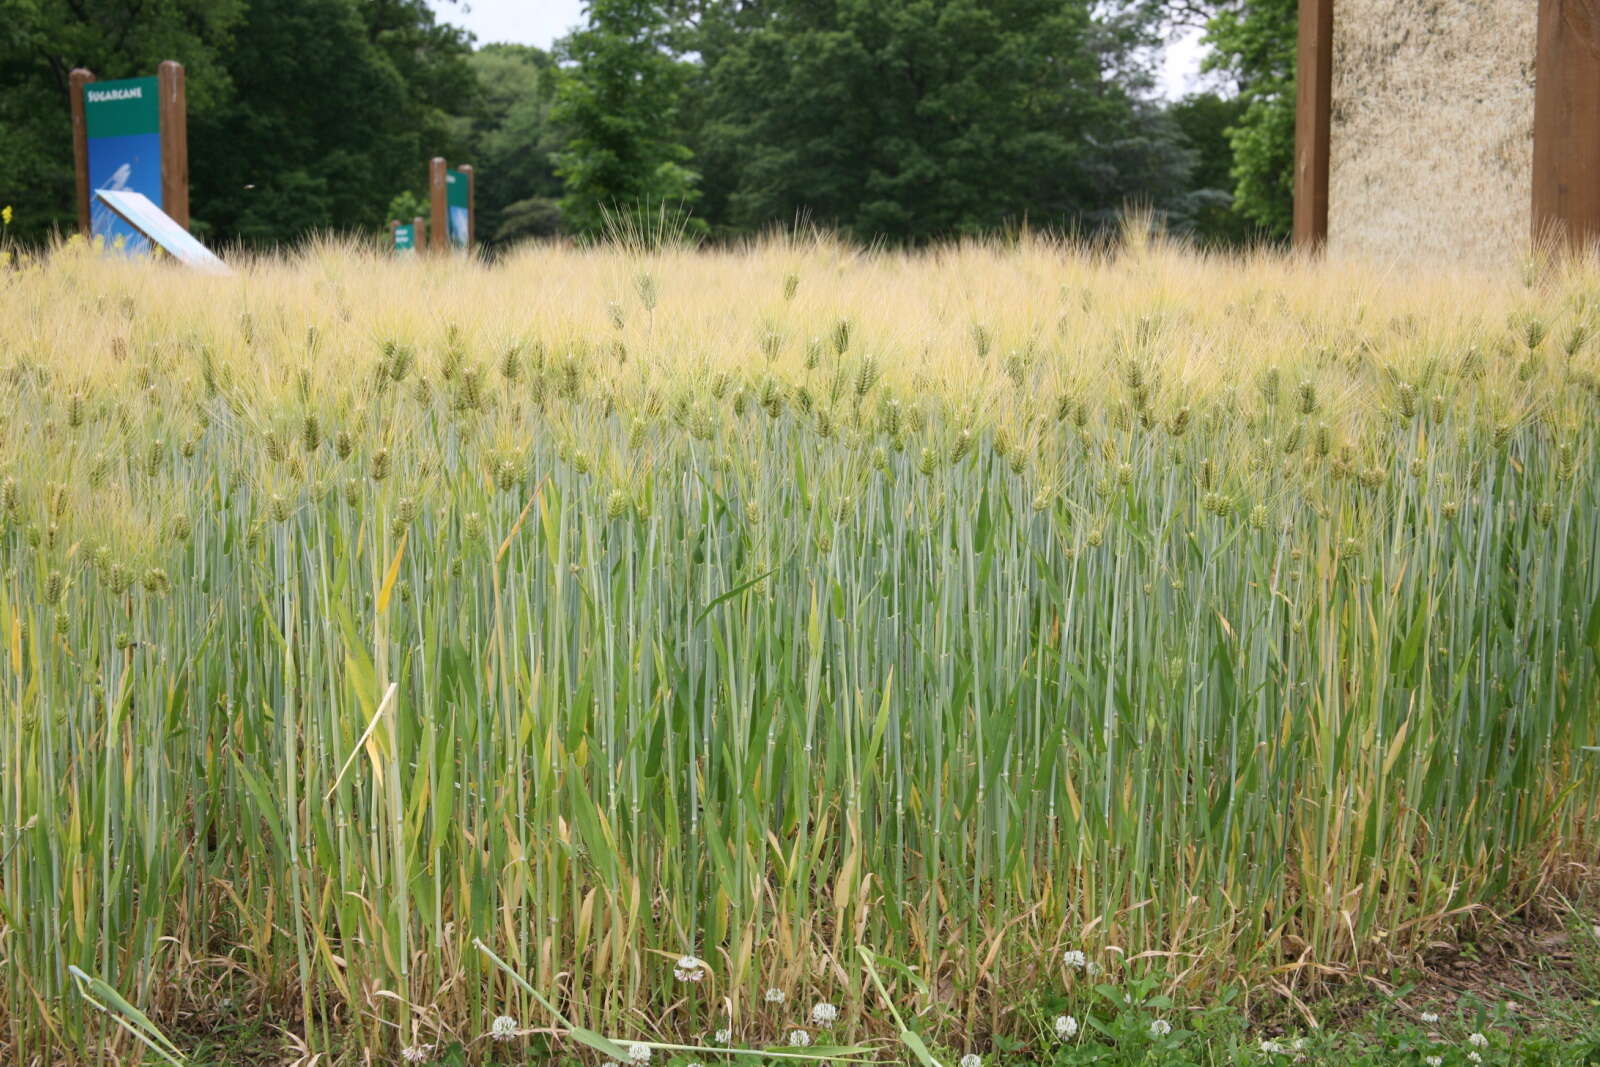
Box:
1;231;1599;1065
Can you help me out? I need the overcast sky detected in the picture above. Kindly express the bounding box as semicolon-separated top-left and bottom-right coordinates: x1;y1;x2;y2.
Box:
432;0;585;51
430;1;1212;99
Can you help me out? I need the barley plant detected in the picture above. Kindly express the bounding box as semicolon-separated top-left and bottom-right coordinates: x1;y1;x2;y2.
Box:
1;230;1598;1064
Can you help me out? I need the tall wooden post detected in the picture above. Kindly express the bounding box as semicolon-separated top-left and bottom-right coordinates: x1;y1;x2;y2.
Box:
413;215;426;251
158;61;189;230
69;69;95;236
1533;0;1600;249
429;157;447;252
1293;0;1334;248
459;164;475;249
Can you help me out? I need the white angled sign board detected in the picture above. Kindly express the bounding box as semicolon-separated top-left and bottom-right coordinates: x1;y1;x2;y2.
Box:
95;189;230;275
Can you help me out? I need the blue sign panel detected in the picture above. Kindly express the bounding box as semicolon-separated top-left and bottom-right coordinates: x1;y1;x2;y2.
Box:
83;77;162;254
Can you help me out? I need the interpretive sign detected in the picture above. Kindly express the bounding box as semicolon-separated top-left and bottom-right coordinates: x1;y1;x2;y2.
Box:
70;63;189;254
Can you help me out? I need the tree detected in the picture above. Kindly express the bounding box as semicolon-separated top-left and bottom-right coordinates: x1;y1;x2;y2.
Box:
459;45;563;246
187;0;477;247
552;0;703;236
1201;0;1295;239
0;0;242;244
1166;91;1257;246
689;0;1198;243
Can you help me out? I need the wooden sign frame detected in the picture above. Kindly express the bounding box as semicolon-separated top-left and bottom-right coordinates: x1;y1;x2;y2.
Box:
159;61;189;229
429;156;475;253
429;156;447;250
69;69;92;235
1292;0;1333;248
69;62;189;237
1532;0;1600;248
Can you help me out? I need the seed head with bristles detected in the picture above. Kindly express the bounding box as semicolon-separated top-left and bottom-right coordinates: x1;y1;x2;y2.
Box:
1397;383;1417;420
951;428;973;464
1298;380;1316;415
832;318;851;356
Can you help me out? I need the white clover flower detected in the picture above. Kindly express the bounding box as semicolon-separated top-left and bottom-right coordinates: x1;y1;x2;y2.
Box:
788;1029;812;1047
960;1055;982;1067
1086;960;1103;976
489;1015;518;1042
674;955;707;981
1505;1001;1519;1012
713;1028;731;1044
627;1043;652;1063
764;988;786;1003
1592;923;1600;941
1468;1054;1483;1064
811;1002;839;1026
401;1045;433;1064
1424;1057;1443;1067
1063;949;1087;970
1149;1019;1172;1037
1420;1012;1439;1024
1468;1032;1488;1048
1054;1015;1079;1040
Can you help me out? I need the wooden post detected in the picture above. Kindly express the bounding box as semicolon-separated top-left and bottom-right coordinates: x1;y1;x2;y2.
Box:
459;164;475;249
69;69;95;236
1293;0;1334;248
1533;0;1600;249
413;215;426;251
429;157;447;252
158;61;189;230
389;219;398;248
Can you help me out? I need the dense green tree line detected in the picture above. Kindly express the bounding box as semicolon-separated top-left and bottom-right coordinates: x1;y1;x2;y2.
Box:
0;0;1295;251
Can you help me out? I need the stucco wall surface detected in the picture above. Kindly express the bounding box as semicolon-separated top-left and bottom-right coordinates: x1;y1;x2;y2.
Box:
1329;0;1535;266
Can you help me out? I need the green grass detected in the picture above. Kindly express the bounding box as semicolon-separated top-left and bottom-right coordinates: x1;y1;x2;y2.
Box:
0;233;1598;1064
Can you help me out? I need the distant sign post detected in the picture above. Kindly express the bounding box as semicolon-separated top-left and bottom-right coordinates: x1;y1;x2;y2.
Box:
428;157;474;254
392;220;416;253
70;62;188;253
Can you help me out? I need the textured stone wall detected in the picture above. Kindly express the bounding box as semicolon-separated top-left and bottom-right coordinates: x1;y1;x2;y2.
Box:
1329;0;1536;266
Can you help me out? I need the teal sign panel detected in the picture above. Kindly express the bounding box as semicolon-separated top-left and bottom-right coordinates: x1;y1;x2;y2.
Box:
84;77;161;253
446;169;469;248
394;224;415;252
